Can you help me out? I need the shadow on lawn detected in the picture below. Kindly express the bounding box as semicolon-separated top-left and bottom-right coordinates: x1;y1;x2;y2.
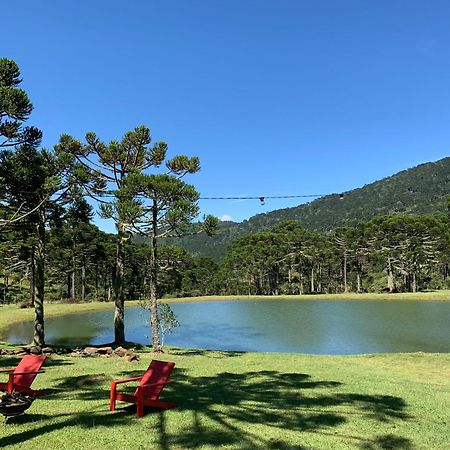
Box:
0;367;414;449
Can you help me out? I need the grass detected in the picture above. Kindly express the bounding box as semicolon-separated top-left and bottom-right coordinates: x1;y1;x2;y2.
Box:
0;297;449;449
0;349;448;449
164;290;450;304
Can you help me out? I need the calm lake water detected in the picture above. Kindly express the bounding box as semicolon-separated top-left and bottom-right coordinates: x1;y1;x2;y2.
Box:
2;300;450;354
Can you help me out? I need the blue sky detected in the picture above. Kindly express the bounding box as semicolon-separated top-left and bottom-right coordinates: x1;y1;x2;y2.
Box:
3;1;450;231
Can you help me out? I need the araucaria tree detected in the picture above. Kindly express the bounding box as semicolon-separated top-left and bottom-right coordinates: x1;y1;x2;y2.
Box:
0;58;49;346
124;161;218;352
55;126;174;344
0;58;43;227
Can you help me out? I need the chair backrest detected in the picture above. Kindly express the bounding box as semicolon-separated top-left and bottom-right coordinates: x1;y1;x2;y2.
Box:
13;354;47;388
136;360;175;400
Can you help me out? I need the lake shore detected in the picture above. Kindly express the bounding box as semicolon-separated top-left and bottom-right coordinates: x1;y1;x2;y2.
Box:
1;291;449;339
0;294;448;447
164;290;450;303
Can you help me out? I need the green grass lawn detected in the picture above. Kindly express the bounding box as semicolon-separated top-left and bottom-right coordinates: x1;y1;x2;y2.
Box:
0;350;448;449
0;299;449;449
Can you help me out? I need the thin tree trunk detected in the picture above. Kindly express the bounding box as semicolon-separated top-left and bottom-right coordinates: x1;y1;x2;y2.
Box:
81;261;86;301
71;239;76;299
149;201;161;352
343;253;348;293
71;265;76;300
412;272;417;293
356;271;362;293
95;262;98;301
387;257;395;293
310;267;315;293
113;220;126;343
30;245;36;307
33;209;45;348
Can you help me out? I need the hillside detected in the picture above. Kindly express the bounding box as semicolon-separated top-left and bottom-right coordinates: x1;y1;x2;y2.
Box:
167;157;450;260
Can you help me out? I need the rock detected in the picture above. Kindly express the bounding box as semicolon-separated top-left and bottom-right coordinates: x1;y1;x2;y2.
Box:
113;346;127;357
96;346;113;355
42;347;54;354
124;353;139;363
83;347;98;355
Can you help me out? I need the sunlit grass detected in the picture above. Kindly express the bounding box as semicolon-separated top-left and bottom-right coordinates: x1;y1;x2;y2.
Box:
165;290;450;303
0;349;448;449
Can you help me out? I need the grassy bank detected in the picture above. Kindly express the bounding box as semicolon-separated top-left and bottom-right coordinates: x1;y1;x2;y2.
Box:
165;290;450;303
0;301;138;335
0;349;449;449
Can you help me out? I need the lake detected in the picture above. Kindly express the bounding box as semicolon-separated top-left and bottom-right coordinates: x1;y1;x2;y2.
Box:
2;300;450;354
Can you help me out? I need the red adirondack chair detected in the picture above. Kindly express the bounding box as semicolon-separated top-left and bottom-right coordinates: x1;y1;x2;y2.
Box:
110;360;176;417
0;354;47;396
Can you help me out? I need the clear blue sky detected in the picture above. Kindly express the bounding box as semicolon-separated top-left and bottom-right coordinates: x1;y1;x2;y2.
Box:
3;1;450;231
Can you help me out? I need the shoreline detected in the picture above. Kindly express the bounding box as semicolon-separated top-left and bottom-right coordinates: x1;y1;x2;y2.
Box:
163;291;450;303
1;291;449;344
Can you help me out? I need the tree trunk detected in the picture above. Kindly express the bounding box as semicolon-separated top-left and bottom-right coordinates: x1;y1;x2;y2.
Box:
356;271;362;293
95;262;99;301
70;267;76;300
71;239;76;299
67;272;71;298
149;201;161;352
81;261;86;301
387;257;395;293
310;267;315;293
113;220;126;343
33;209;45;348
343;253;348;293
3;271;8;304
30;245;36;307
412;272;417;293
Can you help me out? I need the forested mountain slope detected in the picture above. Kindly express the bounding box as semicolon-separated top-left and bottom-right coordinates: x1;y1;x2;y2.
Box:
167;157;450;260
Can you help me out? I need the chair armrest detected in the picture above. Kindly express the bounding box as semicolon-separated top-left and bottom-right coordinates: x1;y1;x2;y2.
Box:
140;381;171;388
9;370;45;376
111;376;143;386
0;368;14;373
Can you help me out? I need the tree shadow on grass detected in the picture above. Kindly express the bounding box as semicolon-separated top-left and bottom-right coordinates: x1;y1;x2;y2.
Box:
0;411;136;447
169;348;247;358
157;369;413;449
0;354;73;369
0;366;414;449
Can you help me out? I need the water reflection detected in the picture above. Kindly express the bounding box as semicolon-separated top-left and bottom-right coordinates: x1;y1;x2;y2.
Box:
2;300;449;354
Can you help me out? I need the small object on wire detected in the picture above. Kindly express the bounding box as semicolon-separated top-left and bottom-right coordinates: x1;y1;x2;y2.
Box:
200;193;345;202
200;194;327;200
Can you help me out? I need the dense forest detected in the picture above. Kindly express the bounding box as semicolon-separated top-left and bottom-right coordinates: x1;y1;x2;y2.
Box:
2;210;449;305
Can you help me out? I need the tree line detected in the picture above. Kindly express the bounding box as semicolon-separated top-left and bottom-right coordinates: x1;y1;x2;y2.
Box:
215;214;450;296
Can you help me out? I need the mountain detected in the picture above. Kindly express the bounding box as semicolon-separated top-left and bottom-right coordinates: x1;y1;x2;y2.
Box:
167;157;450;261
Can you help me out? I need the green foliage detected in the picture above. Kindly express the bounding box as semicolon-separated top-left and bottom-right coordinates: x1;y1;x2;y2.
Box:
156;303;179;347
168;157;450;261
216;214;450;296
0;58;42;149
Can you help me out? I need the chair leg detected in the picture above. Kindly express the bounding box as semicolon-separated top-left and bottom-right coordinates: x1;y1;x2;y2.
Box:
109;384;116;412
137;399;144;418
